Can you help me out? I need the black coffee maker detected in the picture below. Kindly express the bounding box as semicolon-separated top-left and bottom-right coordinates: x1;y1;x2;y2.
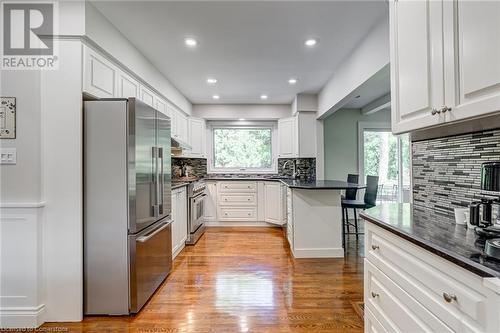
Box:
470;162;500;234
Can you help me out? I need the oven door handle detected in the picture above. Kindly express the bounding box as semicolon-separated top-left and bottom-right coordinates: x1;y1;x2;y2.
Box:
192;194;207;203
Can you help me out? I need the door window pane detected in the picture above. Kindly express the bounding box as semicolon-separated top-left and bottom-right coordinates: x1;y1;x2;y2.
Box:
363;130;410;203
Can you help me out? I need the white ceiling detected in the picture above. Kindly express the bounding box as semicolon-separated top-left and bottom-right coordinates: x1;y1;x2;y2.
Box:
92;1;388;104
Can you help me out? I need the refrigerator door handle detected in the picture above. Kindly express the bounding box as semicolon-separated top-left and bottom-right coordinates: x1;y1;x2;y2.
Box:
136;219;173;243
150;146;157;217
158;147;164;215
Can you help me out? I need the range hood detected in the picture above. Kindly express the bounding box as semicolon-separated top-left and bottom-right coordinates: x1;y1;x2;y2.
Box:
171;137;192;150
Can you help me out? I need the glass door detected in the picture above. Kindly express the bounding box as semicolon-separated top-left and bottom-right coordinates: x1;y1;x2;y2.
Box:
361;129;410;204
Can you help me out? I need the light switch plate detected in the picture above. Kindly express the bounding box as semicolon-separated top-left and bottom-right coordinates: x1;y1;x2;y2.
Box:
0;97;16;139
0;148;16;164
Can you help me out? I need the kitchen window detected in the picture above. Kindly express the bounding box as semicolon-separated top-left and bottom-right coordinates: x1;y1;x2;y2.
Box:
208;122;277;173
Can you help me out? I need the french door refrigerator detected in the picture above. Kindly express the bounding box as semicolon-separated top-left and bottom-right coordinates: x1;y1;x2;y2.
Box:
84;98;172;315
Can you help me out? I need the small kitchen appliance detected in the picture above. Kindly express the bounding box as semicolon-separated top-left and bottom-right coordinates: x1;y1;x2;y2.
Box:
469;162;500;259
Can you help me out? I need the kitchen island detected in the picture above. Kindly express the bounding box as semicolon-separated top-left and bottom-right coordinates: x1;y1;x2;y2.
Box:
281;179;364;258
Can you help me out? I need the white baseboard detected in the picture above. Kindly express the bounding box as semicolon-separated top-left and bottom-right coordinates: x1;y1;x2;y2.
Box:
0;304;46;328
205;221;277;227
292;247;344;258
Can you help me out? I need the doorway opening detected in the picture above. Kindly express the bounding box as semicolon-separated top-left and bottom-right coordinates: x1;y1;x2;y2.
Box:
358;122;411;204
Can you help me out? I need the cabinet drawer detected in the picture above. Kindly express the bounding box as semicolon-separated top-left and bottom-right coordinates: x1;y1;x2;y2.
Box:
218;207;257;221
219;193;256;206
364;304;388;333
366;223;490;332
218;181;257;193
365;259;453;333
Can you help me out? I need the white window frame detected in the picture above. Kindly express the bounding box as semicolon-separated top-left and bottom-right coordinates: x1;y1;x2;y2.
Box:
207;121;278;174
357;121;413;203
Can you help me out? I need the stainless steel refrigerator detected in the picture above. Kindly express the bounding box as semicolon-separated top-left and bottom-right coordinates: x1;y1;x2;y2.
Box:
84;98;172;315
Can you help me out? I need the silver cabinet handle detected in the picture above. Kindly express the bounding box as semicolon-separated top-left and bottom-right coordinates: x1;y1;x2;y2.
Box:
247;198;251;201
431;108;441;115
440;105;452;113
371;292;379;298
443;292;457;303
371;245;379;250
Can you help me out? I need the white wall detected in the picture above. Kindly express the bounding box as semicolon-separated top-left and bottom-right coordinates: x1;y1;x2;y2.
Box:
192;104;292;120
84;2;192;114
324;108;391;180
318;15;389;119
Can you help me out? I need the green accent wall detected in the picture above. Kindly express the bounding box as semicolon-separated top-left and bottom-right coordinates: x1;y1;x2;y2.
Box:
323;108;391;180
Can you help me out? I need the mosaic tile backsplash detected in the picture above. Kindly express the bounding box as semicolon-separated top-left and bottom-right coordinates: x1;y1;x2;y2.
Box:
412;129;500;218
172;157;316;181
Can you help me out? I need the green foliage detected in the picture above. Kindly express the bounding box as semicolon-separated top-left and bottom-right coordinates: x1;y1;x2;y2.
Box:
213;128;272;169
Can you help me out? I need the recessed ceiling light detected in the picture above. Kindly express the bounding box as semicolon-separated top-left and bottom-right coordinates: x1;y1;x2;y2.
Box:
184;37;197;47
288;78;298;85
260;94;268;100
212;95;220;100
206;78;217;84
304;39;318;47
239;118;245;121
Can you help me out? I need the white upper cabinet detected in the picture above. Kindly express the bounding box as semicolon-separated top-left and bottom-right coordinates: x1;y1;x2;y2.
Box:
83;46;118;98
139;85;155;107
117;70;139;98
188;117;206;158
391;0;500;134
278;117;296;158
155;97;168;117
278;112;316;158
390;0;445;134
443;0;500;123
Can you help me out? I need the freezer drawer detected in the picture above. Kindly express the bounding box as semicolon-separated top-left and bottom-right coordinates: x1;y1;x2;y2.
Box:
129;217;172;313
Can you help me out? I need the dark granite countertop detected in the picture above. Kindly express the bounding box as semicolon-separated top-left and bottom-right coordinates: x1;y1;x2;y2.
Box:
279;179;365;190
203;176;364;190
172;182;189;189
360;203;500;278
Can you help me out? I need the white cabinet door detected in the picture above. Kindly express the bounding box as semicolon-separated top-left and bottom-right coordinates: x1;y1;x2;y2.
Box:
171;190;179;255
178;188;188;246
139;85;155;108
278;117;297;158
443;0;500;123
83;46;117;98
188;117;205;158
178;112;189;143
204;182;218;222
117;70;139;98
390;0;446;134
264;182;284;225
155;97;168;116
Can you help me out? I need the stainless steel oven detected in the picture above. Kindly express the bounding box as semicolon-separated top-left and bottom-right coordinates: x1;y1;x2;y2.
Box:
186;180;206;245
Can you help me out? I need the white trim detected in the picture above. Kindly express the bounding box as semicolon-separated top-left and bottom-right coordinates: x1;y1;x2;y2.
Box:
0;304;46;328
0;202;46;209
292;247;344;258
205;221;276;227
207;121;278;174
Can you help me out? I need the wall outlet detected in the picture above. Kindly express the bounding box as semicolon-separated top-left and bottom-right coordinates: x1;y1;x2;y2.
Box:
0;148;16;164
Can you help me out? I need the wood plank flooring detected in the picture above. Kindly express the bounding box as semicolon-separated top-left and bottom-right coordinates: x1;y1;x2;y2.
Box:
43;227;364;333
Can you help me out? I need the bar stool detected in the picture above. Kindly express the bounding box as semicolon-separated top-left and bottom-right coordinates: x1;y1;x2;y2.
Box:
342;175;379;241
341;174;359;247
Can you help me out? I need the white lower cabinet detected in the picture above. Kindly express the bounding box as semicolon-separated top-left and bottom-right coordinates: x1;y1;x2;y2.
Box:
263;182;285;225
365;222;500;333
171;187;187;259
205;180;286;225
204;181;218;221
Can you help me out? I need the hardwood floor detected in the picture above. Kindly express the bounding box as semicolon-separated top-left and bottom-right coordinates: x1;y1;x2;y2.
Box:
44;227;364;333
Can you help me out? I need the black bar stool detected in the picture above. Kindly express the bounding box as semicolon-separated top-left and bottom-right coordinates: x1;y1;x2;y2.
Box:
342;175;379;242
341;174;359;247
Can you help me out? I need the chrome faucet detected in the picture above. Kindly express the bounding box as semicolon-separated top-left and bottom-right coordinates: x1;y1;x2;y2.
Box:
282;159;299;179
